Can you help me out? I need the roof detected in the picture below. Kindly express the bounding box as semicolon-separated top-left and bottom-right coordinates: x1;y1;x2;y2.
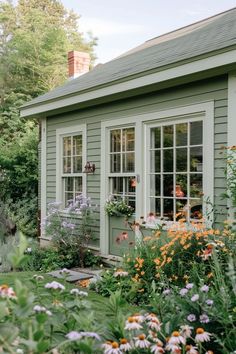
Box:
22;7;236;111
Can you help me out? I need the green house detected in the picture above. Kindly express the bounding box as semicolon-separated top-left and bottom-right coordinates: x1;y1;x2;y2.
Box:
21;8;236;258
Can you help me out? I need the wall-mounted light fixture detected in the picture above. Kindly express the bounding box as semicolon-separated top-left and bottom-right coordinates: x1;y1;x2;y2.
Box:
83;162;95;174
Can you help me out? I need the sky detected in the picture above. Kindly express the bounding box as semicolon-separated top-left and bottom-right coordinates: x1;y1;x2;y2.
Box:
61;0;236;63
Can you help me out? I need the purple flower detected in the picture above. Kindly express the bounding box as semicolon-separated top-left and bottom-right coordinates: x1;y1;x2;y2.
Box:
200;285;209;293
180;288;188;296
206;299;214;306
200;313;210;323
187;314;196;322
191;294;199;302
186;283;194;289
163;289;171;295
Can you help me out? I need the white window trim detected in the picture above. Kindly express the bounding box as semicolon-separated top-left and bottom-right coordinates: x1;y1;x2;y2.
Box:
100;102;214;256
56;124;87;205
40;117;47;237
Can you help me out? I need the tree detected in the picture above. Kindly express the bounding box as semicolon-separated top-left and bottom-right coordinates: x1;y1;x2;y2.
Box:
0;0;97;236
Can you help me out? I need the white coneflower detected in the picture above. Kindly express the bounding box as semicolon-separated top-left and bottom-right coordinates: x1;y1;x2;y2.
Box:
119;338;132;352
145;313;158;321
135;334;150;349
113;269;129;277
185;344;199;354
124;317;143;330
168;331;186;345
147;318;162;331
195;328;211;343
45;281;65;290
66;331;82;341
165;343;181;353
103;341;122;354
150;344;165;354
132;313;145;323
180;325;193;338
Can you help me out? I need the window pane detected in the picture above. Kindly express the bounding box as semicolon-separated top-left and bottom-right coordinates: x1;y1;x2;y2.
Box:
190;174;202;197
75;177;83;193
190;199;202;219
151;127;161;149
163;174;173;197
73;156;82;173
63;137;71;156
190;121;202;145
163;199;173;220
110;154;121;173
123;128;135;151
63;157;71;173
123;152;135;172
176;148;187;172
127;177;136;194
65;177;73;191
110;130;121;153
65;193;73;206
73;135;82;156
150;198;161;217
190;147;203;172
150;150;160;173
176;123;187;146
176;174;187;197
112;177;123;195
163;125;173;147
150;174;161;196
176;199;188;220
163;149;173;172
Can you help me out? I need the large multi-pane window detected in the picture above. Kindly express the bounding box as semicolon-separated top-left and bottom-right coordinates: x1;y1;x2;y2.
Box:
148;120;203;222
109;127;136;210
62;134;83;206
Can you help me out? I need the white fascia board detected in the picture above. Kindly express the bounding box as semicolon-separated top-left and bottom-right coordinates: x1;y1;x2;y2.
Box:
21;49;236;118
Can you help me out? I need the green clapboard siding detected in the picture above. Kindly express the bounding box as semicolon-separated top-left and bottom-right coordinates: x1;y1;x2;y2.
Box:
44;75;229;249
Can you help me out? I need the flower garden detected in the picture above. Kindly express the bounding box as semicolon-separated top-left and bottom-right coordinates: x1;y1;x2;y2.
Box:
0;148;236;353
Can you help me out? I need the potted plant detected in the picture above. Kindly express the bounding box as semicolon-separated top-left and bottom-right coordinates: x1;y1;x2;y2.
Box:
105;198;134;218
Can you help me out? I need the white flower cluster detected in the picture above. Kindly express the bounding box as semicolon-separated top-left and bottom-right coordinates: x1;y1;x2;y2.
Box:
33;305;52;316
44;281;65;290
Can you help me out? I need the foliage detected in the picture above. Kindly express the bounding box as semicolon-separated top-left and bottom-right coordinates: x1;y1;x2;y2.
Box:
105;197;134;217
0;0;97;236
224;146;236;207
83;249;102;268
44;195;97;267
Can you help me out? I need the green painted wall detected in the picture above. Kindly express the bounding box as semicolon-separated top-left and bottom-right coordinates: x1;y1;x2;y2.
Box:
45;75;228;247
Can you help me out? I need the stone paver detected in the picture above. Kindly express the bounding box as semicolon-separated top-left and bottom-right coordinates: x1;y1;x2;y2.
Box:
48;269;93;283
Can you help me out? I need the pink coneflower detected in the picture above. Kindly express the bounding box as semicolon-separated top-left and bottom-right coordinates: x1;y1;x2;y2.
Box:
147;318;162;331
165;343;181;353
132;313;145;323
180;325;193;338
103;341;122;354
135;334;150;349
119;338;132;352
168;331;186;345
195;328;211;342
124;317;143;330
145;313;159;321
150;344;165;354
185;344;199;354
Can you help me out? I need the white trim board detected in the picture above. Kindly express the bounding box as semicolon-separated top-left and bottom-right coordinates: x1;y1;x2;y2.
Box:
21;49;236;118
40;117;47;237
100;102;214;255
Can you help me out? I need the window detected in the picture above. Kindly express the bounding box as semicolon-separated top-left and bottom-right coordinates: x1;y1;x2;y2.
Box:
56;126;86;207
109;127;136;210
148;119;203;222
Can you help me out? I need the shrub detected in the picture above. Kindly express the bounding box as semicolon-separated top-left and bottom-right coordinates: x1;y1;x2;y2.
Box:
44;195;97;267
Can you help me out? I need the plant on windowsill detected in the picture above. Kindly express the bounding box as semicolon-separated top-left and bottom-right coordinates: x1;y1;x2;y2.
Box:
105;197;134;218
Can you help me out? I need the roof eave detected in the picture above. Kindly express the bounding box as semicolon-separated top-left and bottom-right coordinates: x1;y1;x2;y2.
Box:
20;48;236;119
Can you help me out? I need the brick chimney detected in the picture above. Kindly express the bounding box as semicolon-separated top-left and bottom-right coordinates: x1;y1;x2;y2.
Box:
68;51;90;79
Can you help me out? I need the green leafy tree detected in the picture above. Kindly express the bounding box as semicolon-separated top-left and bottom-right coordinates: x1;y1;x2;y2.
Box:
0;0;97;236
